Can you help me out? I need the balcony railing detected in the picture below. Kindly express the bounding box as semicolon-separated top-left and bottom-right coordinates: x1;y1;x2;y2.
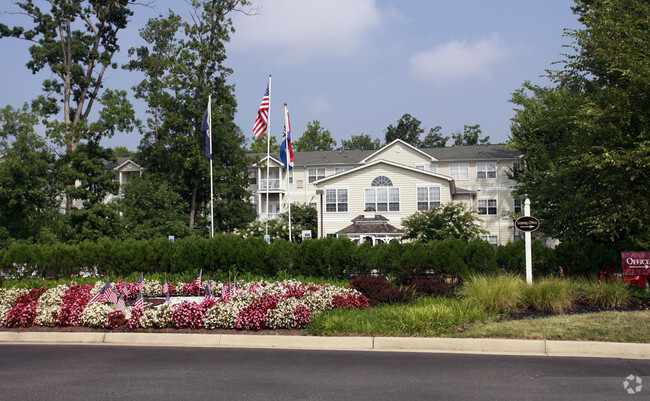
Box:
258;179;281;190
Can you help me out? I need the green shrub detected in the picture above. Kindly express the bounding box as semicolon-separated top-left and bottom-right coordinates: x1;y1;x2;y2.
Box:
460;274;524;315
555;240;619;277
465;238;498;275
578;279;632;308
434;238;468;280
522;276;577;313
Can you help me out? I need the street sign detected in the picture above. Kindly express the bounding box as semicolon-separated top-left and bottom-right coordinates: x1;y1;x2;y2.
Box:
515;216;540;232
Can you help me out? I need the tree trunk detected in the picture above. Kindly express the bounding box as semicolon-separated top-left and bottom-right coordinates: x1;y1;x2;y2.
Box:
189;184;198;229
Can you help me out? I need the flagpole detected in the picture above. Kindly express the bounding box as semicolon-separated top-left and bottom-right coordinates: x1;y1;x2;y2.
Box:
285;102;292;242
265;75;271;238
208;93;214;238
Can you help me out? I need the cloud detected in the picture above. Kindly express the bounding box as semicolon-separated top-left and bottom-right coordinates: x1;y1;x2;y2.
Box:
230;0;381;62
409;34;510;84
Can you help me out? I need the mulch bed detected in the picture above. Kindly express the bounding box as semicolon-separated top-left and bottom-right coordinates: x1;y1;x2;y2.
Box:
505;299;650;321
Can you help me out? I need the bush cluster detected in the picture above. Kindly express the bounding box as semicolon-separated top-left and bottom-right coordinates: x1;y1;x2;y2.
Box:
0;235;623;282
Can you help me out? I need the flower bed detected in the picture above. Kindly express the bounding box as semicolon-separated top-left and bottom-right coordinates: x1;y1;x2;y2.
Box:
0;279;367;331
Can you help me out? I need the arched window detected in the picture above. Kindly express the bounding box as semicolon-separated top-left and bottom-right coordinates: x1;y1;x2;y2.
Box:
371;176;393;187
366;176;399;212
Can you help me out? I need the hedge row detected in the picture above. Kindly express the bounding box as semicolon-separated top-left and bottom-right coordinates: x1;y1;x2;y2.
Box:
0;235;620;280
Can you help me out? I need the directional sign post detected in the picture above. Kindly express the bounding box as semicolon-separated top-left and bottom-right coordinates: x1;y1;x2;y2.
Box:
522;199;535;285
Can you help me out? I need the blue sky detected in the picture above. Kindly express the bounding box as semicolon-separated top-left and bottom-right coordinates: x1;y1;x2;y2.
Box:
0;0;582;151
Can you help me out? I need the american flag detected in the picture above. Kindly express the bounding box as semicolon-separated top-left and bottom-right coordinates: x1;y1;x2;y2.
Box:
162;276;169;295
88;280;109;303
194;270;202;287
107;287;118;304
253;84;270;138
137;272;144;289
205;281;215;301
121;282;130;298
116;293;126;313
134;290;144;310
165;292;171;304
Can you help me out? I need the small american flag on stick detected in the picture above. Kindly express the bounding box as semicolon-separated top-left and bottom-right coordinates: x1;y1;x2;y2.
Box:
134;290;144;310
89;280;109;303
193;270;202;287
116;293;126;313
107;288;118;304
162;276;169;295
205;281;215;301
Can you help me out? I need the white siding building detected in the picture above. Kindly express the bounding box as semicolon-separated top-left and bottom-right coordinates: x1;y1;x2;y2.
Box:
249;140;523;246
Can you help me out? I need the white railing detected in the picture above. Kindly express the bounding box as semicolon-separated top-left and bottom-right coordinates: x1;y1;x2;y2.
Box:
258;179;281;190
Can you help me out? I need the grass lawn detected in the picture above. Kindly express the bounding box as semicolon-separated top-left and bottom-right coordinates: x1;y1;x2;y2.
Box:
307;297;490;337
458;310;650;343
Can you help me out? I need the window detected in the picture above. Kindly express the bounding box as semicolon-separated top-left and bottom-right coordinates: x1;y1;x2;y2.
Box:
371;176;393;187
288;169;293;184
512;161;522;172
481;234;498;247
514;199;522;214
429;164;438;173
365;176;399;212
416;186;441;211
308;168;326;183
415;163;429;171
365;187;400;212
449;163;469;180
297;179;304;189
478;198;498;215
476;163;497;179
334;167;352;174
325;188;348;212
249;170;257;185
309;202;317;209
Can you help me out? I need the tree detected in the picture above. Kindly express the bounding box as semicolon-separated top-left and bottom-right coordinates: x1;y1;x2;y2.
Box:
234;203;317;242
451;124;490;146
249;134;280;153
126;1;256;232
1;1;138;213
0;104;60;241
113;146;134;158
119;177;191;240
384;114;424;147
293;120;336;151
421;126;449;148
509;0;650;248
401;203;485;242
340;133;381;150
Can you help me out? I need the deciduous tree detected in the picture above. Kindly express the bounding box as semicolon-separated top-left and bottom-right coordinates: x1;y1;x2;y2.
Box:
509;0;650;248
293;120;336;151
340;133;381;150
401;203;485;242
0;0;138;213
126;1;255;232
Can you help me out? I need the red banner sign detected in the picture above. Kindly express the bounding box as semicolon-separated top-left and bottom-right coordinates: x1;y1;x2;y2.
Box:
621;251;650;276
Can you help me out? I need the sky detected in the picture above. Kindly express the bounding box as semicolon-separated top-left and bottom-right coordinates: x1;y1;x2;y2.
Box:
0;0;583;152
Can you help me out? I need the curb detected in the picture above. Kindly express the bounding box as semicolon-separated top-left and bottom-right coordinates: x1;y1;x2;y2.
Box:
0;332;648;359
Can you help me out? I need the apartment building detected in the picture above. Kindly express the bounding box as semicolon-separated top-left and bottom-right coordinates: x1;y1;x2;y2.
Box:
248;139;523;246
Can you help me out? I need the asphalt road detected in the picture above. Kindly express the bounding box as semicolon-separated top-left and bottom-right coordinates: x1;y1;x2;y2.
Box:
0;345;647;400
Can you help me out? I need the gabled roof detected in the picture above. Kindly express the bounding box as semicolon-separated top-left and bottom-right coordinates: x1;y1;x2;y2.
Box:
360;139;437;163
313;159;457;193
251;154;284;168
104;157;142;171
247;143;519;167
